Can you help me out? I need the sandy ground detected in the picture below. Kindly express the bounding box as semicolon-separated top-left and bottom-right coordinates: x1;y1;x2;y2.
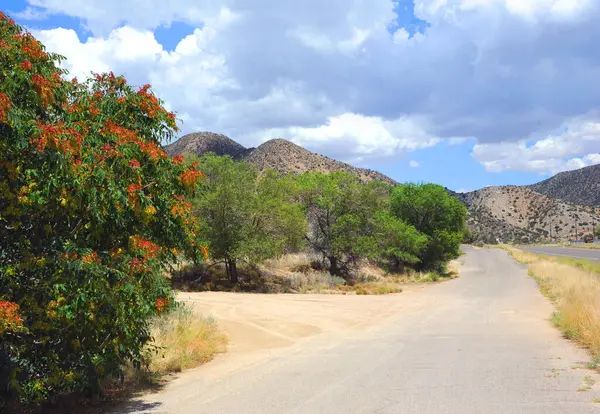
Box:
177;283;431;379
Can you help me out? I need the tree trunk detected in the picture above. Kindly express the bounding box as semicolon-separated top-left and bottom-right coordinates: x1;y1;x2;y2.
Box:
328;256;340;276
226;258;239;284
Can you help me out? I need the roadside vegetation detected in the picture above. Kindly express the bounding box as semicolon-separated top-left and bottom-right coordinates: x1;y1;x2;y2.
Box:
0;15;467;409
504;247;600;369
174;155;467;294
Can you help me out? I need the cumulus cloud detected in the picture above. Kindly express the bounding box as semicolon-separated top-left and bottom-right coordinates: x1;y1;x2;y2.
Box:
472;116;600;174
17;0;600;169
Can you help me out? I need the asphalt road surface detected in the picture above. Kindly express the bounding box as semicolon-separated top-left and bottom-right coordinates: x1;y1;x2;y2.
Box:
520;245;600;261
120;247;600;413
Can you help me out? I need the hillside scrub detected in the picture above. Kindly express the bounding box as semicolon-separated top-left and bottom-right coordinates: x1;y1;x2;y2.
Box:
0;17;206;405
505;247;600;367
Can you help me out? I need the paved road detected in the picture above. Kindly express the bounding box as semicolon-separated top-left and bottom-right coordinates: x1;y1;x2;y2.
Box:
121;247;599;413
520;245;600;261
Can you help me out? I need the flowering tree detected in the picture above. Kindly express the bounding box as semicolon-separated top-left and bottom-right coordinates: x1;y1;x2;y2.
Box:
0;14;205;403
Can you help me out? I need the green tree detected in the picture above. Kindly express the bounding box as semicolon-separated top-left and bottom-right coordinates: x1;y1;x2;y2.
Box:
366;212;428;271
594;224;600;239
390;183;467;270
192;154;306;282
297;172;393;276
0;16;204;403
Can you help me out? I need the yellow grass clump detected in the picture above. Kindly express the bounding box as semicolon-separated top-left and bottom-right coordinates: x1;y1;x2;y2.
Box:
505;246;600;365
148;303;228;373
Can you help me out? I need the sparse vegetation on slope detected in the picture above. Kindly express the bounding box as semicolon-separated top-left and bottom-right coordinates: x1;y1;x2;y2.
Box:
461;186;600;244
529;164;600;207
166;134;397;184
505;247;600;368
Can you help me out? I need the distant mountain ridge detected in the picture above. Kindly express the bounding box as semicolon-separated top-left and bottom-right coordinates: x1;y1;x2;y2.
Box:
165;132;600;244
460;186;600;244
165;132;396;184
528;164;600;206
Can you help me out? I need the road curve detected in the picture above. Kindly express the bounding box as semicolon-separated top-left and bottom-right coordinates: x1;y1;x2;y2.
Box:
120;247;600;413
520;245;600;261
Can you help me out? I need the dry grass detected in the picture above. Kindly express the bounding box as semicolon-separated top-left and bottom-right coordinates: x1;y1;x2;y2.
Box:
262;254;459;295
147;303;228;373
173;253;460;295
503;246;600;367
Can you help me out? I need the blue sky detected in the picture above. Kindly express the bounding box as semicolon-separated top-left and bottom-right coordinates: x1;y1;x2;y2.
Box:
4;0;600;192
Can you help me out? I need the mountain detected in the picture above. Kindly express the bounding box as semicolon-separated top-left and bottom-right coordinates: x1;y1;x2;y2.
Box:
460;186;600;244
165;132;248;158
165;133;396;184
528;164;600;206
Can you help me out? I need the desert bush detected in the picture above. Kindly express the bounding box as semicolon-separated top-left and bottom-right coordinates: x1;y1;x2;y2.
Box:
0;16;204;404
147;303;227;373
286;272;346;293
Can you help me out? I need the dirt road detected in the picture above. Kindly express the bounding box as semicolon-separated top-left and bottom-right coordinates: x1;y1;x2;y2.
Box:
121;247;600;413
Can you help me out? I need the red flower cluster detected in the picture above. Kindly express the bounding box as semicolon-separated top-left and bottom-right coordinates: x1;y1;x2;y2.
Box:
0;93;10;123
130;235;160;259
129;159;141;168
200;245;209;261
31;74;55;106
32;121;83;155
137;84;162;119
62;252;78;261
172;155;184;165
17;33;48;60
0;301;23;335
179;168;205;189
139;141;167;161
102;121;167;161
20;59;32;71
170;197;192;218
155;297;169;312
130;258;150;274
82;252;100;264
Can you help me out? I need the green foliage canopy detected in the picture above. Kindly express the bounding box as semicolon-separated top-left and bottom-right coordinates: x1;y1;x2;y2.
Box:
390;183;467;270
0;15;204;403
192;154;306;282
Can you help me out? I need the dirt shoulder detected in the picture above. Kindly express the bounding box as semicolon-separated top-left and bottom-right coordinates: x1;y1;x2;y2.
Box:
180;286;425;353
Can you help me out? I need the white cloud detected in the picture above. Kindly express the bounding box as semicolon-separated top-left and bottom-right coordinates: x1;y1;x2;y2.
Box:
472;116;600;174
409;160;420;168
18;0;600;170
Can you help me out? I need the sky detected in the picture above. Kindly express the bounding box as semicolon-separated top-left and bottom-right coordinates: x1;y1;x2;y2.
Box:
3;0;600;192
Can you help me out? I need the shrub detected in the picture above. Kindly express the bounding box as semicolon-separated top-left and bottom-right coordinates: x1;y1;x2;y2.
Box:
0;16;204;403
147;303;227;373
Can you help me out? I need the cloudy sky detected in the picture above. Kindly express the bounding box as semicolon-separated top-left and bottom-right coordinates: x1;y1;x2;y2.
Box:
4;0;600;192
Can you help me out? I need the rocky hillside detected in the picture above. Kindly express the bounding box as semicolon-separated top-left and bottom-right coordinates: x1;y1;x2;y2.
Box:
165;133;396;184
165;132;248;158
461;186;600;244
528;164;600;206
243;139;395;184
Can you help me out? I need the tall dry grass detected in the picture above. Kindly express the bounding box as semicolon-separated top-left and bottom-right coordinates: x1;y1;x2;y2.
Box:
506;247;600;366
148;303;228;373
